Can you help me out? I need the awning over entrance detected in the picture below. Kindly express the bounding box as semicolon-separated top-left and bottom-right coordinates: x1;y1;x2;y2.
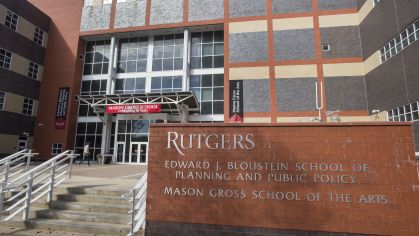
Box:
76;92;199;123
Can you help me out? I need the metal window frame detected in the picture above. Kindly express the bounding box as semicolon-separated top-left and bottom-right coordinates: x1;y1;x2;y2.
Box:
387;101;419;122
28;62;39;80
5;9;19;32
33;27;44;46
51;143;62;155
0;48;13;70
0;91;6;111
22;98;34;116
84;0;93;6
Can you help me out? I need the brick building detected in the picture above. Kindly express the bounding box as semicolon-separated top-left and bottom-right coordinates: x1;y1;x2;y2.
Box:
0;0;418;161
0;0;50;158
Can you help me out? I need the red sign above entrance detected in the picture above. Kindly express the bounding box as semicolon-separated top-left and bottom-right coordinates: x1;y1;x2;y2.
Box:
106;104;161;114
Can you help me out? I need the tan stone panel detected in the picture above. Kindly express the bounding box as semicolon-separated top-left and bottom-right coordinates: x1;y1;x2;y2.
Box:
126;0;137;2
27;137;34;150
327;116;370;122
229;67;269;80
229;20;268;34
323;63;364;77
43;32;49;48
0;134;19;154
273;17;314;31
369;111;388;122
10;54;30;77
92;0;103;6
16;17;36;41
3;92;25;114
32;100;39;117
319;13;358;28
38;65;44;82
0;4;6;26
243;117;271;123
275;65;318;78
358;0;374;24
364;51;380;75
277;117;322;122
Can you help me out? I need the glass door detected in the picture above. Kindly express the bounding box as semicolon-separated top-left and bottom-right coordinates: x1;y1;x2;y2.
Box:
129;142;148;164
17;140;27;151
116;143;125;163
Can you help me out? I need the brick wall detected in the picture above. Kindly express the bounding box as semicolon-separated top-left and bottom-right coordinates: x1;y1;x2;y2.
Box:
147;123;419;236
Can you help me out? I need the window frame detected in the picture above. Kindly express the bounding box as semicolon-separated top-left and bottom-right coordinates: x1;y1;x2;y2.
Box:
28;62;40;80
84;0;93;6
22;98;34;116
51;143;62;155
380;19;419;63
117;0;127;2
5;9;19;31
33;27;45;46
103;0;113;4
373;0;380;6
0;48;13;70
0;91;5;111
387;101;419;122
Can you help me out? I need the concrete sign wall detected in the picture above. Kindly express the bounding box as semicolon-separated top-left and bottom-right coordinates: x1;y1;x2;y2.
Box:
147;123;419;236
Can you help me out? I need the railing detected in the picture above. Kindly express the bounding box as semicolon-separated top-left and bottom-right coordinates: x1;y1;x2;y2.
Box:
0;149;38;185
0;150;78;222
122;172;147;236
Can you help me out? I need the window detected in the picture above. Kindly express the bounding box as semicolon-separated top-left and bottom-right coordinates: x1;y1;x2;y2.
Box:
75;122;114;159
191;31;224;69
373;0;380;6
22;98;34;116
83;40;111;75
5;9;18;31
380;19;419;63
103;0;112;4
52;143;62;154
33;27;44;46
388;101;419;122
322;45;330;51
117;37;148;73
79;79;107;116
150;76;182;93
190;74;224;115
115;77;146;94
152;34;184;71
28;62;39;80
117;0;126;2
84;0;93;6
0;91;5;110
0;48;12;70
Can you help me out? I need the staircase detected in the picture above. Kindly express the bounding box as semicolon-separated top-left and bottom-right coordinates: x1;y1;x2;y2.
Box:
1;186;145;236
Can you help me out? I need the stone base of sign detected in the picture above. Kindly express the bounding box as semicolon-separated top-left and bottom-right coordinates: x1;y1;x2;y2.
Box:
145;220;379;236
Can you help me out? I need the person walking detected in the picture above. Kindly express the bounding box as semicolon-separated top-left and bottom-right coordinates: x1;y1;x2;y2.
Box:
78;142;91;166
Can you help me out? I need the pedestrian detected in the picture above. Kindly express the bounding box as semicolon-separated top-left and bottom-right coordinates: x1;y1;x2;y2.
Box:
78;142;91;166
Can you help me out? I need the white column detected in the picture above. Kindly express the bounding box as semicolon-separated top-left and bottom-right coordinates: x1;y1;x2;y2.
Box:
183;28;190;91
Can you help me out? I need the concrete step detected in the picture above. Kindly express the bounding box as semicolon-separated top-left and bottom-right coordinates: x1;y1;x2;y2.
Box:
1;218;144;236
8;192;131;206
53;187;129;197
3;200;131;214
3;208;131;225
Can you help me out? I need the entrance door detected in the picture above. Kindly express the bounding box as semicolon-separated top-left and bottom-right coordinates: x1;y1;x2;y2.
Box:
129;142;148;164
116;143;125;163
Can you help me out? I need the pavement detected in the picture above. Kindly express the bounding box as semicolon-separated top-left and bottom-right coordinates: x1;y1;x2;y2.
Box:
0;225;106;236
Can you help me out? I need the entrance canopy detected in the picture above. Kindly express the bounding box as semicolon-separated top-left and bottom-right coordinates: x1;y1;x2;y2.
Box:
76;92;199;123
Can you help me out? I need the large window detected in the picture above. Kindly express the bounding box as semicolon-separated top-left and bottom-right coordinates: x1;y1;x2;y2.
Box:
0;91;5;110
191;31;224;69
115;77;146;94
388;101;419;122
33;27;45;46
380;19;419;63
75;122;111;159
83;40;111;75
150;76;182;93
117;37;148;73
79;79;107;116
190;74;224;115
152;34;184;71
22;98;34;116
84;0;93;6
5;9;18;31
28;62;39;80
0;48;12;70
103;0;112;4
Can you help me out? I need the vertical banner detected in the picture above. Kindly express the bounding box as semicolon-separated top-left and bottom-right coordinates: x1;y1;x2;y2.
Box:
229;80;243;123
55;87;70;129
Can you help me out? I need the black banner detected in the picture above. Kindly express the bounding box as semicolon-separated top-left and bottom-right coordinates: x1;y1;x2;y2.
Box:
229;80;243;123
55;87;69;129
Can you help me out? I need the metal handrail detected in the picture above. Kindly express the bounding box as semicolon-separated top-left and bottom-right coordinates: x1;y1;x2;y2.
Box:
0;150;79;222
0;150;38;184
122;172;147;236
